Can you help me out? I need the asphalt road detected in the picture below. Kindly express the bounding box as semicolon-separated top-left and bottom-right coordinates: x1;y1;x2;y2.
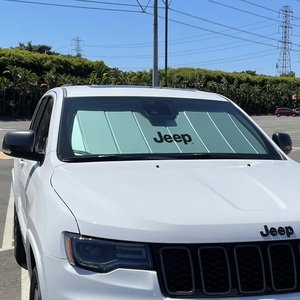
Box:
0;119;30;300
0;116;300;300
252;115;300;162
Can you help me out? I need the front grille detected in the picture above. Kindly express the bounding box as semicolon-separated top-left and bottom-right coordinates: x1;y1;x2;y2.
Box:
152;240;300;298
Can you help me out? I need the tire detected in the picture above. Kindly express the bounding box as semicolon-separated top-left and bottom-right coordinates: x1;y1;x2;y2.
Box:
14;207;26;265
276;113;281;117
30;267;42;300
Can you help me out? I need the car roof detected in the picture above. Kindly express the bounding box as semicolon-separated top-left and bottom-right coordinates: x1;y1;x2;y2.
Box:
51;85;228;102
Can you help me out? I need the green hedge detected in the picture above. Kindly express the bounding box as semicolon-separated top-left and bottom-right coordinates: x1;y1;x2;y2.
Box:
0;48;299;116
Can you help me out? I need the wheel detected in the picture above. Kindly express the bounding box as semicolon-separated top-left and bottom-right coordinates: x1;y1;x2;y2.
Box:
276;113;281;117
30;267;42;300
14;206;26;265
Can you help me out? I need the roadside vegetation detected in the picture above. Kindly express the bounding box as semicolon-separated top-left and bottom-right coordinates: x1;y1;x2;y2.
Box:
0;44;300;117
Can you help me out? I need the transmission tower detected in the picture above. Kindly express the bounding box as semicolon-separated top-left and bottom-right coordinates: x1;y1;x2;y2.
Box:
276;6;293;76
72;37;84;57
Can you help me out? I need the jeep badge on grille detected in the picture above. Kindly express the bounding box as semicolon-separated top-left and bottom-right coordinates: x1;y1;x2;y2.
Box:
260;225;294;237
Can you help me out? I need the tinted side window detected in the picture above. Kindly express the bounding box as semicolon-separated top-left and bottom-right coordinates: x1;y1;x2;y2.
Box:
35;98;54;152
30;98;47;132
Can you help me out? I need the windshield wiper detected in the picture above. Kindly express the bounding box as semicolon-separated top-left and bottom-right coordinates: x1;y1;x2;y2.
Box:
61;153;190;162
62;154;121;162
62;154;172;162
61;152;262;162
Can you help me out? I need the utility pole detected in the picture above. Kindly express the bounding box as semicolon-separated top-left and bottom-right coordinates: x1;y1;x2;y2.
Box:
153;0;158;87
276;6;293;76
164;0;169;87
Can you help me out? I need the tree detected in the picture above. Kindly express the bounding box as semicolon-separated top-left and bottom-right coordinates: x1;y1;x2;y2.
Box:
42;68;58;89
0;77;12;114
241;70;257;76
16;41;58;55
280;71;295;78
3;65;23;112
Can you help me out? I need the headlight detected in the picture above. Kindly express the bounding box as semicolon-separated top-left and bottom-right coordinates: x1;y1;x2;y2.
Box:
64;232;153;273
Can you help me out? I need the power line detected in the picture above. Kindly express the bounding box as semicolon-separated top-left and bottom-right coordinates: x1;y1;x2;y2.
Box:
206;0;281;23
168;8;280;44
83;41;280;60
136;0;152;12
173;53;279;69
207;0;300;28
83;19;278;50
241;0;300;22
167;39;279;57
2;0;144;13
115;50;279;71
163;7;300;50
72;0;164;10
146;11;278;49
3;0;286;48
73;0;141;8
53;44;72;51
186;51;278;66
240;0;279;14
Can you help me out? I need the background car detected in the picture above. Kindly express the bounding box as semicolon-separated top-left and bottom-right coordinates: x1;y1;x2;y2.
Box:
275;107;299;117
294;108;300;115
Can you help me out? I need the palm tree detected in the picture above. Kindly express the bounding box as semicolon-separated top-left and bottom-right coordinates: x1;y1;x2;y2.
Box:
3;65;22;107
42;68;58;89
26;73;41;116
0;77;12;115
108;68;124;85
86;71;101;85
92;61;110;84
15;68;35;115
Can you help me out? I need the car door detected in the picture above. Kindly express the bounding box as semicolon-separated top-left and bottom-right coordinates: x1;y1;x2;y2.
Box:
17;95;54;236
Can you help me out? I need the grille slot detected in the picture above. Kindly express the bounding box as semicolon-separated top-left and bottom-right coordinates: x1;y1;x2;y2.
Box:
155;241;300;298
198;247;231;295
268;243;297;291
159;247;195;295
234;245;265;293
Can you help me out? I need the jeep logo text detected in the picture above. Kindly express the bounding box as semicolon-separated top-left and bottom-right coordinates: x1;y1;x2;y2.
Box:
153;131;192;144
260;225;294;238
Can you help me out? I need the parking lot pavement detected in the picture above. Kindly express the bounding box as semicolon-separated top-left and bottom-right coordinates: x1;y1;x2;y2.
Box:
0;249;29;300
0;176;30;300
0;249;21;300
0;120;30;299
252;115;300;163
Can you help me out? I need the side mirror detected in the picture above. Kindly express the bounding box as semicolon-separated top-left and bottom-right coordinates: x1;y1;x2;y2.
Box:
272;131;292;155
2;130;43;161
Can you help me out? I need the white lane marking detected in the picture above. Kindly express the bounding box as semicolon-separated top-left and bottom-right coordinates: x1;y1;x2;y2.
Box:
21;267;30;300
1;186;14;250
0;152;12;159
1;187;30;298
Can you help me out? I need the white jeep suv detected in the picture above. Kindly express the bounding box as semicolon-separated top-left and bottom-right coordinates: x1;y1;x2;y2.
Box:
3;86;300;300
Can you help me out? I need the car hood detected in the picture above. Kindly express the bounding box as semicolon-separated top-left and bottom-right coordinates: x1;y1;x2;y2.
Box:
51;159;300;243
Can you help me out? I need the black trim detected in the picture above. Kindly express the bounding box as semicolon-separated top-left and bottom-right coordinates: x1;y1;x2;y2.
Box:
151;240;300;298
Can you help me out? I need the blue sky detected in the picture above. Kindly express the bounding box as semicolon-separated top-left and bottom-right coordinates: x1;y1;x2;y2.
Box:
1;0;300;76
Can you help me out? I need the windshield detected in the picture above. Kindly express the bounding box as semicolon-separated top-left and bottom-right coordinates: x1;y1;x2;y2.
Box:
57;96;281;161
